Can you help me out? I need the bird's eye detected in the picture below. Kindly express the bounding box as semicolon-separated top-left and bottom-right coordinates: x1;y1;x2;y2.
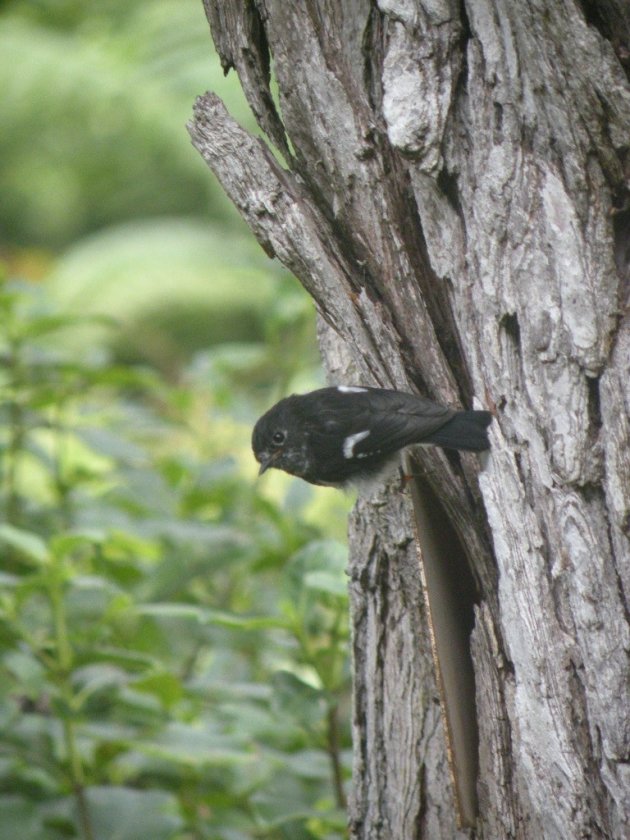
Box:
272;430;286;446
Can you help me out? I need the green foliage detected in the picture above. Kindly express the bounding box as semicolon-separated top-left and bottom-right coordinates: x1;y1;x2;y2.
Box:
0;0;253;248
1;0;320;382
44;219;281;369
0;1;352;833
0;0;321;380
0;278;352;839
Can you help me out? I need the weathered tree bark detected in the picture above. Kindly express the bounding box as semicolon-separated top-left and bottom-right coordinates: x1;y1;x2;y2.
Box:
189;2;630;837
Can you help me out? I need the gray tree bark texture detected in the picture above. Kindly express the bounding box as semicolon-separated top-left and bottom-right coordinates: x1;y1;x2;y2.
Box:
189;2;630;838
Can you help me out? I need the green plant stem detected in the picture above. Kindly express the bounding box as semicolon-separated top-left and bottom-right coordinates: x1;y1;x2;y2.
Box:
292;603;349;811
53;407;73;529
5;347;25;527
63;719;94;840
49;566;95;840
326;607;347;692
326;702;346;810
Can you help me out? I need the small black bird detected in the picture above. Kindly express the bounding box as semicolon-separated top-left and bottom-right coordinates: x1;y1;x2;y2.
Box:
252;386;492;489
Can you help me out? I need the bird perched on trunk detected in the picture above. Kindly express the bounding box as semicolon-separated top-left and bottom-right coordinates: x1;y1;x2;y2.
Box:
252;385;492;489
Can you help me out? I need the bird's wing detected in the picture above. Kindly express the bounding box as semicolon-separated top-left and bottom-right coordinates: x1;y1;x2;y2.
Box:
353;394;454;456
302;387;455;458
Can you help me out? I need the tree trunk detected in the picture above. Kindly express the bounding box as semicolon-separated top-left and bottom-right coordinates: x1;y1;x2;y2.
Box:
189;2;630;837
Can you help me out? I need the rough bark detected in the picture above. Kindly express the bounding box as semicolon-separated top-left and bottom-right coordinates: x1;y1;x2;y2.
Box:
189;2;630;837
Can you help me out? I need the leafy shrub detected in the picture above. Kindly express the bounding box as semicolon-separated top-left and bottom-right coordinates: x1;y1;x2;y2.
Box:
0;278;351;840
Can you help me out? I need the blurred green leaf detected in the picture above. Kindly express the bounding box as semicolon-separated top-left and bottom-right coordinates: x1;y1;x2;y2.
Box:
18;313;115;341
132;671;183;709
0;525;49;565
136;603;287;631
250;784;320;831
303;570;348;598
72;663;132;704
79;646;158;671
83;787;184;840
271;671;325;730
3;649;47;699
0;797;50;840
281;748;335;781
137;722;252;768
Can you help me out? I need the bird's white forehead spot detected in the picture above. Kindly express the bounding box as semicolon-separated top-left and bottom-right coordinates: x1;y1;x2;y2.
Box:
337;385;368;393
343;430;370;459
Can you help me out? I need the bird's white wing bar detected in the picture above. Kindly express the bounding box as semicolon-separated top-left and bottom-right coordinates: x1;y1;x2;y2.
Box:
343;430;370;458
337;386;368;393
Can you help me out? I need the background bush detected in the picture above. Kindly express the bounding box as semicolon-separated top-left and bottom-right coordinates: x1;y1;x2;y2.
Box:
0;1;352;837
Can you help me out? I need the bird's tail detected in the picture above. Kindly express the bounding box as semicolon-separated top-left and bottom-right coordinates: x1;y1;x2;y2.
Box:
425;410;493;452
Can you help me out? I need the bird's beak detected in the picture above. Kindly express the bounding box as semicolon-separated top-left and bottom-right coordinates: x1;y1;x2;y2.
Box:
257;452;274;475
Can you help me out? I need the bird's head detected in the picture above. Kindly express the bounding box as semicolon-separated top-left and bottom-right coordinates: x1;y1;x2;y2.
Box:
251;397;311;479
